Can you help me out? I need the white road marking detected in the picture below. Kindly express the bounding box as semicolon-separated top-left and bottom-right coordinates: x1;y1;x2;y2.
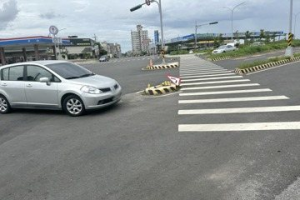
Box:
180;73;236;79
179;88;272;96
181;67;223;71
179;105;300;115
178;96;289;104
180;71;232;76
181;83;260;90
181;79;251;86
180;69;226;73
179;122;300;132
181;76;243;82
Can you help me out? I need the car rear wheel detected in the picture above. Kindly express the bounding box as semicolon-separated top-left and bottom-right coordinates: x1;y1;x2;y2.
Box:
63;95;85;117
0;95;11;114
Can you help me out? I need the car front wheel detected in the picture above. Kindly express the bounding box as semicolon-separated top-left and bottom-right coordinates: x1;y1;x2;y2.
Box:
0;95;11;114
63;95;85;116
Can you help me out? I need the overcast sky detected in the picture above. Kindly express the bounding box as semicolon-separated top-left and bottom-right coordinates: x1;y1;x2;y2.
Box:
0;0;299;52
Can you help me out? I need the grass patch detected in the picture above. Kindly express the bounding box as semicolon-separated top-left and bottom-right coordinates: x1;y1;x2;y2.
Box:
209;40;300;60
237;55;297;69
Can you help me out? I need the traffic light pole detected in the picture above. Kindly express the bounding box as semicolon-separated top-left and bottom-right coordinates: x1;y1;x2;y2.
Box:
130;0;166;63
194;21;218;49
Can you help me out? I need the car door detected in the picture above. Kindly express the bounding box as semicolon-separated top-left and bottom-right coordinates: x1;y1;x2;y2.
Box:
0;65;27;106
24;65;59;108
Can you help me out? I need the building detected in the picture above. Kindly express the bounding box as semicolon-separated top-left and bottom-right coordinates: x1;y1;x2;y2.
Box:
101;42;122;58
0;36;71;65
64;36;97;59
131;25;150;55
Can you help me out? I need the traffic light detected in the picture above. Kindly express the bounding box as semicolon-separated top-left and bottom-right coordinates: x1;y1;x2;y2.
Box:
130;4;143;12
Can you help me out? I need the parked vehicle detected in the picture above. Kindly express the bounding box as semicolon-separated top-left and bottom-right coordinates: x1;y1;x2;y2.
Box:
99;55;110;62
0;60;122;116
212;45;237;54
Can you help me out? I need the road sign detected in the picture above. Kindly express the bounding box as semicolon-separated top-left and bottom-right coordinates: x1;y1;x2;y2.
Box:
49;25;58;35
146;0;151;6
167;75;181;86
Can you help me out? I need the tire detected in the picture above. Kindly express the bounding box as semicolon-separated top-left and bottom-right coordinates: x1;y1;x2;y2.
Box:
63;95;85;117
0;94;11;114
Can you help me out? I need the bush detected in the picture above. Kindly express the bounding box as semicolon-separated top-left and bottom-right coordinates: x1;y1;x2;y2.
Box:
170;50;189;55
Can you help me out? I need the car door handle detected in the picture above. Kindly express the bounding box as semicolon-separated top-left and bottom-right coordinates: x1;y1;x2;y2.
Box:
1;83;7;87
26;84;32;88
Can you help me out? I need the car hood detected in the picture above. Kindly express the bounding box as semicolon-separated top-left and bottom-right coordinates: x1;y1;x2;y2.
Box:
67;75;117;88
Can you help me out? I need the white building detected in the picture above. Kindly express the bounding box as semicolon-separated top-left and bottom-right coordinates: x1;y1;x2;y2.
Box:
131;25;150;55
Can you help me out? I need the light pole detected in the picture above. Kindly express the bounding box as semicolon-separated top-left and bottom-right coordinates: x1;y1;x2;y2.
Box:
194;21;218;49
285;0;294;57
224;2;246;41
294;12;300;38
130;0;165;51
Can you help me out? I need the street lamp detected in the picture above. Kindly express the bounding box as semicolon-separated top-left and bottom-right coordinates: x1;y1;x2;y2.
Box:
224;2;246;41
194;21;218;49
130;0;165;51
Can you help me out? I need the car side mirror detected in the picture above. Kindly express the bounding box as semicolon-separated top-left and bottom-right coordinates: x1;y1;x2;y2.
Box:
40;77;51;85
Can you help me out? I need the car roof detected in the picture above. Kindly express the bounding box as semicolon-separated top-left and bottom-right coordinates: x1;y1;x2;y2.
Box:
0;60;69;68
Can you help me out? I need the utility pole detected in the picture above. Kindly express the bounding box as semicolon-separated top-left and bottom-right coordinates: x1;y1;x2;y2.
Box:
285;0;294;57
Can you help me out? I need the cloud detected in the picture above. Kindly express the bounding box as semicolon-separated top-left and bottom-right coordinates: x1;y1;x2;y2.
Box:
0;0;19;30
0;0;298;52
39;12;63;19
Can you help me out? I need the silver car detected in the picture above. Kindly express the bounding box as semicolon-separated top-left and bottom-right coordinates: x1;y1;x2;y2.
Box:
0;60;122;116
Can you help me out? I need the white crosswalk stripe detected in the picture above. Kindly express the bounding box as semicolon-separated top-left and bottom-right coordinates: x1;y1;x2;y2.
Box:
179;105;300;115
179;122;300;132
179;89;272;96
178;96;289;104
180;83;260;90
180;73;236;79
181;76;242;82
181;79;251;86
178;55;300;132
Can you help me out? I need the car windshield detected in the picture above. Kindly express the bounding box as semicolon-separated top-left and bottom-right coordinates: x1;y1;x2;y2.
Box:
217;45;226;50
46;62;94;79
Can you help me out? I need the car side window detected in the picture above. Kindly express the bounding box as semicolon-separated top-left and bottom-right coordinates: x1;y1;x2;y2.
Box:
26;65;60;82
1;66;24;81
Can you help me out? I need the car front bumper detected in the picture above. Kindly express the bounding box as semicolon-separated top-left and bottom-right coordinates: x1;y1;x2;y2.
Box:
81;88;122;110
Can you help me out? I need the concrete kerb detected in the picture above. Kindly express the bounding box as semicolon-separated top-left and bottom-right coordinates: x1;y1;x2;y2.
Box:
142;61;180;70
143;81;180;95
234;57;300;75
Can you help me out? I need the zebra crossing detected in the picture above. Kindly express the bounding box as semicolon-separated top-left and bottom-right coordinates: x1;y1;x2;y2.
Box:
178;55;300;132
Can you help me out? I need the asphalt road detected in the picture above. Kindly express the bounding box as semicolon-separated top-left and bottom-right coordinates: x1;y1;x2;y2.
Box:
78;56;179;95
1;55;300;200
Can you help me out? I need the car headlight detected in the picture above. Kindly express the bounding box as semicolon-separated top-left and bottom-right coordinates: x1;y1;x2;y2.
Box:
81;86;102;94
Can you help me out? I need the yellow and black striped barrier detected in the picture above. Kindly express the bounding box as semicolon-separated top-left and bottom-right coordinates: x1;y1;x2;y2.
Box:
144;82;180;95
143;62;179;70
288;32;293;46
234;57;300;75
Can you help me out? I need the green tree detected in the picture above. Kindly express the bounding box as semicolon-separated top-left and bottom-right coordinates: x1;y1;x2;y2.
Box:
218;34;224;45
245;31;251;45
260;29;265;41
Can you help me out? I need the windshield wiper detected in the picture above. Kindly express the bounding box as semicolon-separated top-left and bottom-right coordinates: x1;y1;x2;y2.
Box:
79;73;95;78
65;76;80;79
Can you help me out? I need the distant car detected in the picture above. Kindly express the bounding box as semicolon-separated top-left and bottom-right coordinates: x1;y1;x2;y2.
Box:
99;55;110;62
212;45;237;54
0;60;122;116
